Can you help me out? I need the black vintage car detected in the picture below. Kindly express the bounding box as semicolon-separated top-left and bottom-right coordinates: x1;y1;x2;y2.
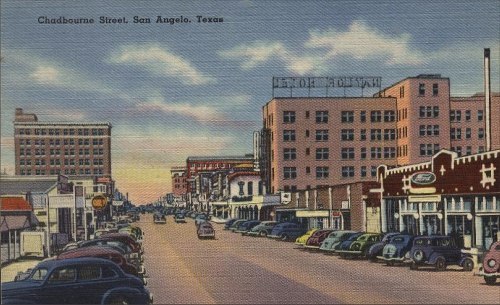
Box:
2;258;152;305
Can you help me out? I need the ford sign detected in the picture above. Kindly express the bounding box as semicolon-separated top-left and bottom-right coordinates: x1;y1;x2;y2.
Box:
411;172;436;185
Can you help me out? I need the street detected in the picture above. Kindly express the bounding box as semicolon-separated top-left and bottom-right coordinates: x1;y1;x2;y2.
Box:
139;214;499;304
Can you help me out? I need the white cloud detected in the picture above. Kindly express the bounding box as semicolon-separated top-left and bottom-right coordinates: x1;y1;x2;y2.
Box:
110;44;215;85
306;20;426;66
30;66;61;85
220;20;426;74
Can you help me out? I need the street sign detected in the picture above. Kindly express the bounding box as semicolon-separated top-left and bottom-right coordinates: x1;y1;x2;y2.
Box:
92;195;107;210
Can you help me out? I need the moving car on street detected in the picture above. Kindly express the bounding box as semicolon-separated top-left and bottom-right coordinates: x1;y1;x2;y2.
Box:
197;222;216;239
174;213;187;223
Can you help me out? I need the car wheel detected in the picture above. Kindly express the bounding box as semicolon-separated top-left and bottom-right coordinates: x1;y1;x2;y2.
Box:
259;231;267;237
462;258;474;272
435;257;446;271
410;262;418;270
484;276;497;285
413;250;424;263
351;243;361;251
108;296;129;305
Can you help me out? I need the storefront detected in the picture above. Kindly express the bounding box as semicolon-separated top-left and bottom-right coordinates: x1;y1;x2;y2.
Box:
377;150;500;250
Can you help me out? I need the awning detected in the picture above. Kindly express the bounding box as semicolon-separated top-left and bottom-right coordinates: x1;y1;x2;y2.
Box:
0;214;38;232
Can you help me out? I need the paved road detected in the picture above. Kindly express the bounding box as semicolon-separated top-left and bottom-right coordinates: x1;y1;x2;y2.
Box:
138;214;499;304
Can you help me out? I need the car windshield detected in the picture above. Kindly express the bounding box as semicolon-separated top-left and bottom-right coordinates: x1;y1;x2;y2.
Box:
28;267;49;281
391;236;405;243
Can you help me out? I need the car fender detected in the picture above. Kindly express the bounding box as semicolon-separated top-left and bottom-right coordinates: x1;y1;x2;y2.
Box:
428;253;445;265
101;287;144;304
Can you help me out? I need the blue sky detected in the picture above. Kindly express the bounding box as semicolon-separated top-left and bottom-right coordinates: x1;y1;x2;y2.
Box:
1;0;499;204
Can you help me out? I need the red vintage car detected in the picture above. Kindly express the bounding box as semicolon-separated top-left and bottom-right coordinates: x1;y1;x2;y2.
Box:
303;229;335;251
57;246;139;277
479;241;500;285
100;232;143;254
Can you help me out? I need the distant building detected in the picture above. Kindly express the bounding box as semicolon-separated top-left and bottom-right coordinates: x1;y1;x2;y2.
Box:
170;166;187;202
13;108;112;178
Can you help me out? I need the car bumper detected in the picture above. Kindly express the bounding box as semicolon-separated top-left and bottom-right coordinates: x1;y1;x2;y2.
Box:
478;267;500;278
303;245;321;250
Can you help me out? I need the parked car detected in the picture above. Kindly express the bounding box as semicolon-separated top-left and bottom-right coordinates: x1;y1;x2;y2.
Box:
246;221;278;237
408;235;474;271
378;234;416;265
294;228;318;247
224;218;240;230
268;222;307;241
229;219;248;232
1;258;152;305
366;232;401;261
174;213;187;223
333;232;364;256
118;226;144;245
197;222;216;239
319;230;358;253
478;240;500;285
304;229;335;251
235;220;261;235
336;233;384;258
56;246;139;278
153;213;167;224
99;233;143;255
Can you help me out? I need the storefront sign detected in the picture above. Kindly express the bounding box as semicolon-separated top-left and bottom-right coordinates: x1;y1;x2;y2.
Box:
408;194;441;203
273;76;382;89
411;172;436;185
296;210;329;218
91;195;107;210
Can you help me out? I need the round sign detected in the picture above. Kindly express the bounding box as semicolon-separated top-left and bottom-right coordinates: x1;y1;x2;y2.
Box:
394;212;400;219
92;195;107;210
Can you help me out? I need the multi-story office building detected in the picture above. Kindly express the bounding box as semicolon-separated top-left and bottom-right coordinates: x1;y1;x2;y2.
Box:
262;75;500;194
13;108;112;178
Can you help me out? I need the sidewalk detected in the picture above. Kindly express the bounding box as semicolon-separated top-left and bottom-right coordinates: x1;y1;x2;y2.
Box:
1;259;42;283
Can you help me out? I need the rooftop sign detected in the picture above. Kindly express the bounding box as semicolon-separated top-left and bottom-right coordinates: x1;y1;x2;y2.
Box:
272;76;382;97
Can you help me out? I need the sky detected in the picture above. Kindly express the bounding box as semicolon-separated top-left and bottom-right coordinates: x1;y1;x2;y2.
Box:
1;0;499;205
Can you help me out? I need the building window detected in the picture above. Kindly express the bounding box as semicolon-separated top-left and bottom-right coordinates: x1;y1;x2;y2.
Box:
400;86;405;98
305;111;310;119
384;129;396;140
247;182;253;196
341;111;354;123
316;148;329;160
360;166;367;177
466;146;472;155
370;129;382;141
371;147;382;159
360;129;366;141
283;130;296;141
283;148;296;160
306;167;310;174
450;110;462;122
465;110;471;121
341;129;354;141
478;128;484;139
283;111;296;123
384;111;395;122
316;111;329;123
315;130;328;141
316;167;329;179
341;166;355;177
450;128;462;140
384;147;396;159
370;111;382;122
419;83;425;96
465;128;471;139
360;147;367;159
360;111;366;122
420;143;440;156
305;130;309;137
284;167;297;179
432;83;438;96
478;110;484;121
371;166;377;177
305;148;310;156
341;148;355;159
433;106;439;117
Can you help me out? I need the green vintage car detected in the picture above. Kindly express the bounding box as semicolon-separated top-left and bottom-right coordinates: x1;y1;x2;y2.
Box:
336;233;383;258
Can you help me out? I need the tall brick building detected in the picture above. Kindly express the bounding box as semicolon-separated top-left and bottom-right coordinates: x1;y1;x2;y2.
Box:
13;108;112;178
